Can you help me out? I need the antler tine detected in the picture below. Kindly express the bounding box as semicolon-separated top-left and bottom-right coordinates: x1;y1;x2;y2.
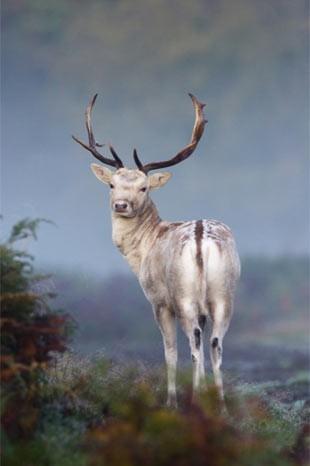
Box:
72;94;124;169
133;148;144;171
134;93;207;174
109;145;124;167
85;93;97;148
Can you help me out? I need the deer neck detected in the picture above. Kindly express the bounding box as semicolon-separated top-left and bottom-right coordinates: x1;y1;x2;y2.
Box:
111;198;161;275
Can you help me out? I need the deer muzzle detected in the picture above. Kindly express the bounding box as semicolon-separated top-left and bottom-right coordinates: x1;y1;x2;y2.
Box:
113;200;134;216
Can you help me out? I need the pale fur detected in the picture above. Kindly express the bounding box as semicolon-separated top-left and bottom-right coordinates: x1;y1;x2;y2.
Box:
91;164;240;406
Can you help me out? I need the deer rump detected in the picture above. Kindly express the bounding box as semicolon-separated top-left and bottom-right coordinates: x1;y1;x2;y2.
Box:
139;219;240;318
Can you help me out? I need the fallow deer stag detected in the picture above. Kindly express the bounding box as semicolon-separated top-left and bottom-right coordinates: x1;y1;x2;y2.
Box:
73;93;240;407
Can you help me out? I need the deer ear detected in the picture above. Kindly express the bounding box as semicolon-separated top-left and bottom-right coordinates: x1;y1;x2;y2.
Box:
148;172;172;190
90;164;113;184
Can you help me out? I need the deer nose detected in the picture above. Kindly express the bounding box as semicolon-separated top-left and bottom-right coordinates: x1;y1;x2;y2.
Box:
114;201;128;212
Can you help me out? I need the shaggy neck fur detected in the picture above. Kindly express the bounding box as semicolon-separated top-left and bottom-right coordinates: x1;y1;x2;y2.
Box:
111;198;161;275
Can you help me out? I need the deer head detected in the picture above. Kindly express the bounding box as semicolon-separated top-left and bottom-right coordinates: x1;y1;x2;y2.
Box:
72;93;207;218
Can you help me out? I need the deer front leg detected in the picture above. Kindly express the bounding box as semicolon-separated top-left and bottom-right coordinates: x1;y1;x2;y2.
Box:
154;305;177;408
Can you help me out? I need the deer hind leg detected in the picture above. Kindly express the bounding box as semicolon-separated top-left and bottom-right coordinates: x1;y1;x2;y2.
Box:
154;305;178;408
209;299;232;401
198;314;207;388
180;311;203;399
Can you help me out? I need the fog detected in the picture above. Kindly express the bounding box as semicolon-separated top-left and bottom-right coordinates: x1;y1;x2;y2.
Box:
2;0;309;275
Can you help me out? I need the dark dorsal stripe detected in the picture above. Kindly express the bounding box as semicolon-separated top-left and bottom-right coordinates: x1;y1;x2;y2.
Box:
195;220;204;272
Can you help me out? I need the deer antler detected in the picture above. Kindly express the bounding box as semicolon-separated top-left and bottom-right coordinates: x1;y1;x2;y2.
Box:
133;93;207;174
72;94;124;169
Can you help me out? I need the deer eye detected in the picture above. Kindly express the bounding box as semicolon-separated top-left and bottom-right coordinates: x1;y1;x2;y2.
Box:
140;187;147;192
109;183;114;189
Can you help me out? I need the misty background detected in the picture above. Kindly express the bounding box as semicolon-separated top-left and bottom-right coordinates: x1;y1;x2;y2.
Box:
1;0;309;358
2;0;309;272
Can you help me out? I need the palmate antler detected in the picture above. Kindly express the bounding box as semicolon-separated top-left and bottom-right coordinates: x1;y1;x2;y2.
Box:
133;93;207;174
72;94;124;169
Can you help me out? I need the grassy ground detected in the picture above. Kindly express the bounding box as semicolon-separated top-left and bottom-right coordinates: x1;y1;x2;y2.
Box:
3;348;309;466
